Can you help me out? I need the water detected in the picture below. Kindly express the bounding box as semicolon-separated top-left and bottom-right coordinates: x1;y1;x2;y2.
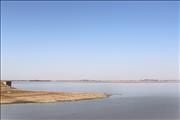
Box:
1;82;180;120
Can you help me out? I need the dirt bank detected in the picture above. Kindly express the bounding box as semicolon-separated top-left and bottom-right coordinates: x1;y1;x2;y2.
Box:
0;82;109;104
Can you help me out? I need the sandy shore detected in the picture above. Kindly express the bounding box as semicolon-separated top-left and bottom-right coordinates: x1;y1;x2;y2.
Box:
0;83;109;104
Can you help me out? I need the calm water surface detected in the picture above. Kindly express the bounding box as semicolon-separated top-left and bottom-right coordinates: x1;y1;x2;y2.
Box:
1;82;180;120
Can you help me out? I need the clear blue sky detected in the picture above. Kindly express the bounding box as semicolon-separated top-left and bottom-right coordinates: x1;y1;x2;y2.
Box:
1;1;179;80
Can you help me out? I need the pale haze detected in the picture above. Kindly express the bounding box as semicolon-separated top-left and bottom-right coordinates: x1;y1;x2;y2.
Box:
1;1;179;80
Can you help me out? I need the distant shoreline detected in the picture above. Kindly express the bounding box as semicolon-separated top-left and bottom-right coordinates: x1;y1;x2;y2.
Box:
1;80;179;83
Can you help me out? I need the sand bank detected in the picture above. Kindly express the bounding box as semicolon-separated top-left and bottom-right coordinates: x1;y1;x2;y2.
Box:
0;82;109;104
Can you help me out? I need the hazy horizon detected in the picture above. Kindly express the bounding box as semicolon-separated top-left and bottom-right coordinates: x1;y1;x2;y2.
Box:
1;1;179;80
1;79;179;81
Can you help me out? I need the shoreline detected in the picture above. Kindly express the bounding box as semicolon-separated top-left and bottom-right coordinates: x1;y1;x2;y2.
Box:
2;80;179;84
1;94;110;105
1;82;110;104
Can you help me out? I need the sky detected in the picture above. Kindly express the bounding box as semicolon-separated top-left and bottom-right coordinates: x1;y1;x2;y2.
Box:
1;1;179;80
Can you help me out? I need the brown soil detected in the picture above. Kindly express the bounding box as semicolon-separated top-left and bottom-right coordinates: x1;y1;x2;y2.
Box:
0;82;109;104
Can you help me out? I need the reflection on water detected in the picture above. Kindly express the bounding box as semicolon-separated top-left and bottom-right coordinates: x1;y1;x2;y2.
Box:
1;82;180;120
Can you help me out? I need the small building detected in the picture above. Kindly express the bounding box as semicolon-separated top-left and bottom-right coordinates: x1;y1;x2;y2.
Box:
2;81;12;87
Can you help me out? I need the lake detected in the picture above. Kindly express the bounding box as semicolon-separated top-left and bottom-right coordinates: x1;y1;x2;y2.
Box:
1;82;180;120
